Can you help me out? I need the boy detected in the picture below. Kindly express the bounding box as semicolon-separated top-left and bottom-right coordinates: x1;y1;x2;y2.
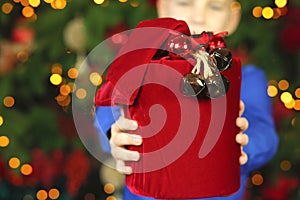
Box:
95;0;278;199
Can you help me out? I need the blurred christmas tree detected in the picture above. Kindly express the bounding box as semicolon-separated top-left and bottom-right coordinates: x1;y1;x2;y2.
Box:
0;0;299;199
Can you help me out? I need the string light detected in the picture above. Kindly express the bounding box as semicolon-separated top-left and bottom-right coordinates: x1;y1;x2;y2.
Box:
252;6;262;18
281;92;293;104
104;183;115;194
20;0;30;6
251;173;264;186
89;72;102;86
21;163;33;175
29;0;40;7
295;88;300;98
1;3;14;14
280;160;291;171
275;0;287;8
60;84;71;96
36;189;48;200
9;157;21;168
48;188;60;199
50;74;63;85
267;85;278;97
262;7;274;19
0;115;4;126
76;88;87;99
278;79;289;90
3;96;15;108
294;100;300;111
0;136;10;148
67;68;78;79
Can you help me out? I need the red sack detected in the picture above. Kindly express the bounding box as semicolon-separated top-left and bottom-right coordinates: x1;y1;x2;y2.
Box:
95;18;241;199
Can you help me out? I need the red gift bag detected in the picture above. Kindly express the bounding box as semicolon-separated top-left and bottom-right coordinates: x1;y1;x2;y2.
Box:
95;18;241;199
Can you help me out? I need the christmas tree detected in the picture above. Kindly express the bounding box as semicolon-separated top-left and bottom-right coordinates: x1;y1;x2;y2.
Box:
0;0;299;199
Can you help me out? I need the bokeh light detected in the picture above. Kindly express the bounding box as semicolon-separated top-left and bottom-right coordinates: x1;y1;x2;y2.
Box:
280;160;291;171
44;0;54;3
279;6;288;16
21;164;33;175
130;0;139;7
295;88;300;98
252;6;262;18
0;136;10;147
20;0;30;6
2;3;14;14
56;94;71;107
272;8;281;19
17;51;29;62
278;79;289;90
251;173;264;186
23;194;34;200
89;72;102;86
106;196;117;200
267;85;278;97
76;88;87;99
84;193;95;200
60;84;71;96
22;6;34;18
50;74;63;85
51;63;63;75
48;188;60;199
36;189;48;200
67;68;78;79
281;92;293;104
262;7;274;19
104;183;115;194
275;0;287;8
51;0;67;9
3;96;15;108
0;115;3;126
9;157;21;168
294;100;300;111
94;0;105;4
29;0;40;7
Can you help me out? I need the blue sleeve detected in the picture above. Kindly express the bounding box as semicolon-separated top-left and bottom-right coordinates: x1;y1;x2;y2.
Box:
240;65;279;174
94;106;121;153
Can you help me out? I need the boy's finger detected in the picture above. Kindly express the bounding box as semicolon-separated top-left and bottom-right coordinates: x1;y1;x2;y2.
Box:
239;100;245;117
236;117;249;131
116;160;133;175
111;146;140;162
111;132;142;147
113;116;138;132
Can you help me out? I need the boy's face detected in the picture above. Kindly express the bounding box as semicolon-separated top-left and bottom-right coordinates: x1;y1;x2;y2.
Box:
157;0;240;35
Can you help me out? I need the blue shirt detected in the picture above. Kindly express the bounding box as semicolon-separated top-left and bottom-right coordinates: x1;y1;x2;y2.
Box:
94;65;279;200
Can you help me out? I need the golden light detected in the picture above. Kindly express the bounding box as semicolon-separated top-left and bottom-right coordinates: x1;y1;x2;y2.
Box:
0;136;10;148
119;0;128;3
20;0;30;6
9;157;20;168
60;84;71;96
251;173;263;186
104;183;115;194
48;188;60;199
51;0;67;9
285;99;295;109
29;0;40;7
51;63;63;75
13;0;21;2
4;96;15;108
252;6;262;18
294;100;300;111
262;7;274;19
2;3;14;14
295;88;300;98
50;74;63;85
22;6;34;18
267;85;278;97
94;0;105;4
0;115;3;126
44;0;54;3
89;72;102;86
76;88;87;99
21;163;33;175
291;117;296;126
279;6;288;16
280;160;291;171
67;68;78;79
130;0;139;7
272;8;281;19
56;94;71;107
36;189;48;200
106;196;117;200
278;79;289;90
275;0;287;8
17;51;29;62
280;92;293;104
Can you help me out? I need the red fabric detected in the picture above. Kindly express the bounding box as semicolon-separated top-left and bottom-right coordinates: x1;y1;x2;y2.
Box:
95;18;241;199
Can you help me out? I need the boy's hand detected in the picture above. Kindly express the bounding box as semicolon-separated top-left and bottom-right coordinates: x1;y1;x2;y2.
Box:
236;100;249;165
110;100;249;174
